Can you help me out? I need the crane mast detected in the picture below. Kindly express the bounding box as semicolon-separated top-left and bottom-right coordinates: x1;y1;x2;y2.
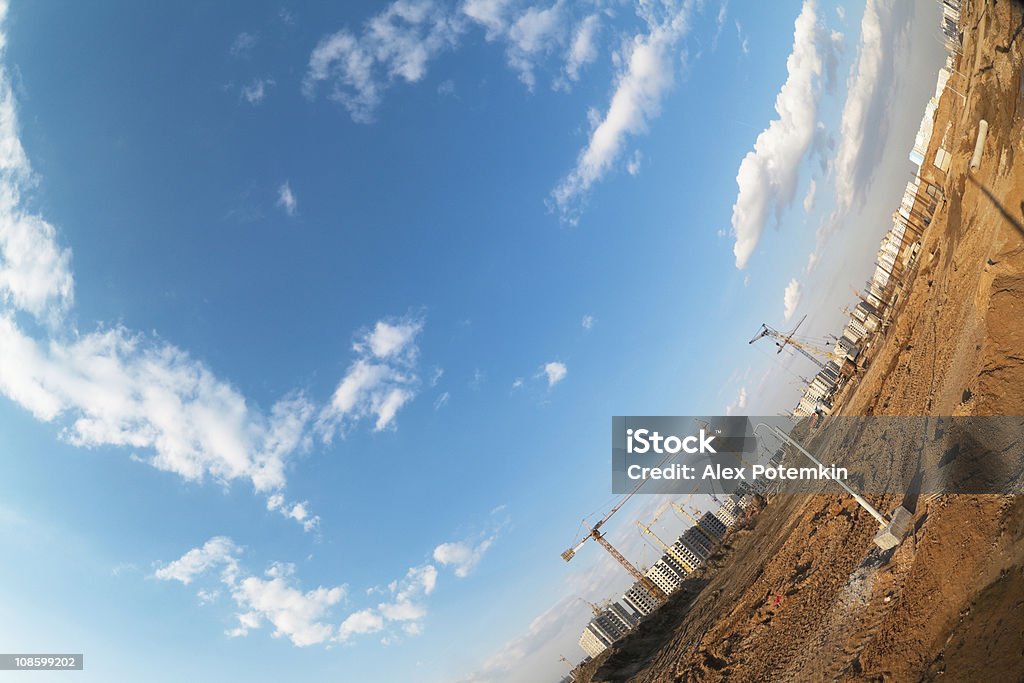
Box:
749;316;842;368
562;462;670;604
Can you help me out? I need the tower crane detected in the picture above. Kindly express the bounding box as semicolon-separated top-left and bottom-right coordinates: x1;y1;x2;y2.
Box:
637;520;698;573
670;501;722;549
562;478;668;604
749;315;844;368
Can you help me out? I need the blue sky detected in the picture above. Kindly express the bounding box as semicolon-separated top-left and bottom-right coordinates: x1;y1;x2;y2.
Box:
0;0;947;681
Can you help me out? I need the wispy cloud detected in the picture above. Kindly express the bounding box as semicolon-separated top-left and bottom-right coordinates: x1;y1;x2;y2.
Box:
551;1;695;222
730;0;840;269
230;31;259;58
276;181;298;216
581;314;595;330
303;0;462;123
505;2;567;90
783;278;802;321
725;385;748;415
241;77;274;104
802;177;817;212
561;13;600;84
433;537;494;577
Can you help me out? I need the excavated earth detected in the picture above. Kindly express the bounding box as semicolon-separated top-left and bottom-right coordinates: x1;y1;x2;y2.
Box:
573;1;1024;681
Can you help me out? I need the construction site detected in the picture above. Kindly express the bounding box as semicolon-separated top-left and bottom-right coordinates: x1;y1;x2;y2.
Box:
558;0;1024;680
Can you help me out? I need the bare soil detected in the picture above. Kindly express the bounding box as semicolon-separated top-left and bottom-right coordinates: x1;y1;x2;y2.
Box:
573;1;1024;680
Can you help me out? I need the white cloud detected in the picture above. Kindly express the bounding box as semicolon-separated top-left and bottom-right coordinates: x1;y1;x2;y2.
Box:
0;9;429;510
0;56;73;323
562;14;600;83
230;32;258;58
276;181;297;216
802;177;817;212
0;317;316;493
725;386;748;416
712;1;728;51
735;19;750;55
338;563;438;643
360;318;423;359
581;314;594;330
461;0;513;39
783;278;802;321
551;2;694;221
316;315;424;440
156;538;347;647
229;572;345;646
267;493;320;532
836;5;846;21
511;377;524;389
241;78;274;104
338;609;385;641
833;0;911;213
303;0;462;123
506;2;566;90
433;391;450;410
626;150;642;176
433;537;494;577
153;536;241;585
730;0;837;269
542;361;567;387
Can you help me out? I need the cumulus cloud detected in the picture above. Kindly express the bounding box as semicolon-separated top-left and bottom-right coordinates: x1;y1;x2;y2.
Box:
338;563;438;643
551;2;694;221
433;537;494;577
729;0;839;269
267;493;320;532
155;538;347;647
0;317;316;492
338;608;385;641
303;0;462;123
542;361;567;387
316;316;424;440
581;314;594;330
229;572;345;646
155;529;489;648
783;278;802;321
832;0;912;213
153;536;241;585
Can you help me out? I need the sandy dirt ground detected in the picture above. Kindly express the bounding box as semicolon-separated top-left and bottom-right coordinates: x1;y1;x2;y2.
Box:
572;1;1024;680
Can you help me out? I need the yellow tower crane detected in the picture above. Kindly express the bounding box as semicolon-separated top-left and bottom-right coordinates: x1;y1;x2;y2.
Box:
749;315;845;369
562;478;668;604
636;520;698;573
